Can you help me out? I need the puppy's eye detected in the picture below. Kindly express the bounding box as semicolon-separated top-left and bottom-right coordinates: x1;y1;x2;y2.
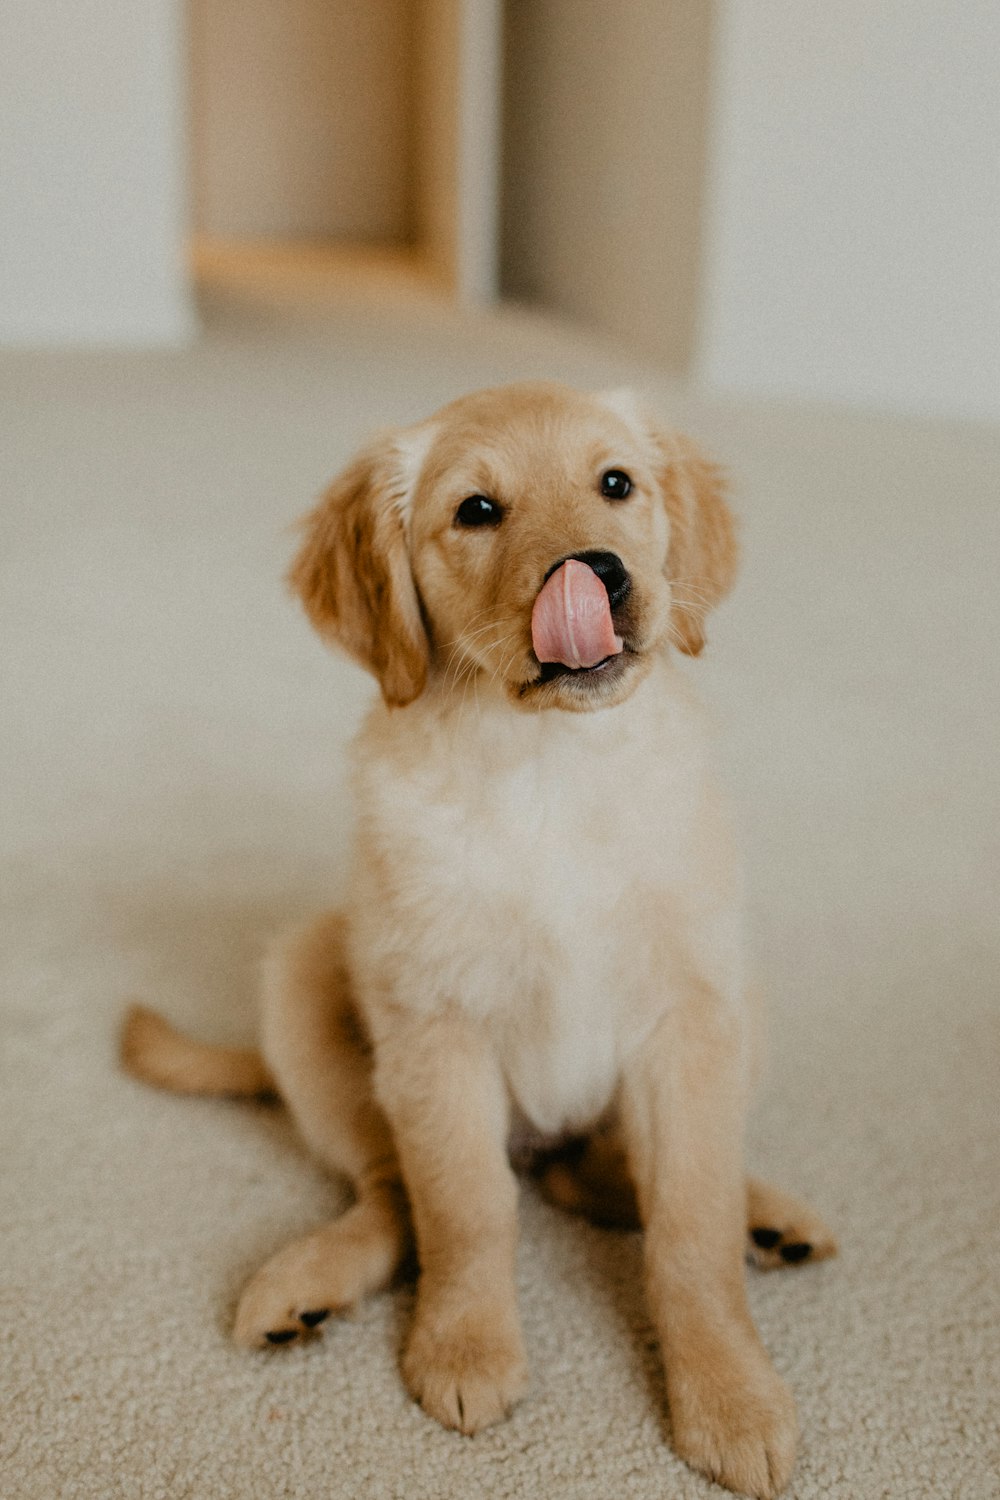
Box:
455;495;503;528
600;469;632;500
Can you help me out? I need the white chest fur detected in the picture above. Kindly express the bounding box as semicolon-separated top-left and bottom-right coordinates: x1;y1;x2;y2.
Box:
347;659;738;1135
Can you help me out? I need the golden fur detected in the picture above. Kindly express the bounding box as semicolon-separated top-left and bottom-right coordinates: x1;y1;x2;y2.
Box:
122;382;835;1499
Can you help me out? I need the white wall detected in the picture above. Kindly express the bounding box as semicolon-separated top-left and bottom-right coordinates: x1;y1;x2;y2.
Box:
0;0;192;345
700;0;1000;423
191;0;416;244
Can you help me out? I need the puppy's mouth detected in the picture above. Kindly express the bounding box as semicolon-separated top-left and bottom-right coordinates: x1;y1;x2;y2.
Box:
518;642;640;705
535;652;627;684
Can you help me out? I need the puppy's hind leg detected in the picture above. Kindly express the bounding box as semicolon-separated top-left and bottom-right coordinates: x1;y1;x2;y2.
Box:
234;912;411;1348
537;1134;837;1270
746;1178;837;1271
535;1122;642;1229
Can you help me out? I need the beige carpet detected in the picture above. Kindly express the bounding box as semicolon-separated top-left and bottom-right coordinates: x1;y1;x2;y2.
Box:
3;258;999;1499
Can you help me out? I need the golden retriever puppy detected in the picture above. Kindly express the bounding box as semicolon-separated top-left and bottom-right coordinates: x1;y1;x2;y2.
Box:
122;381;835;1499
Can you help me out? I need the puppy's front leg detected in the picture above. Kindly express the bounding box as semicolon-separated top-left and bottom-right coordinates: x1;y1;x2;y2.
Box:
620;986;798;1499
372;1004;525;1435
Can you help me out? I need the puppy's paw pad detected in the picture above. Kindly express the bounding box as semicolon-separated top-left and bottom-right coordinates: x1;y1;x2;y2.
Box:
779;1240;813;1264
234;1278;339;1349
259;1309;331;1345
748;1221;835;1271
244;1305;334;1349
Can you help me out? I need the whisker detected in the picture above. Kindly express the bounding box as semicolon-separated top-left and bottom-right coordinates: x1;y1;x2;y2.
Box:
671;569;729;605
436;610;504;654
451;618;511;649
663;621;691;653
669;579;714;607
450;627;521;679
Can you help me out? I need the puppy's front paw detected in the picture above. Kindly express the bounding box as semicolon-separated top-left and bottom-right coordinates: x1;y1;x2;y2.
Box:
402;1296;527;1435
668;1338;798;1499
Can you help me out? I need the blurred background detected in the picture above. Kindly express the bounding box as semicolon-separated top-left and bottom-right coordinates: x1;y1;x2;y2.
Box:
2;0;998;419
3;6;999;1499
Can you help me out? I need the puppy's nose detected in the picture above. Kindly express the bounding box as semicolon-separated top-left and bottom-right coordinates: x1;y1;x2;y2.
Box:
559;550;631;610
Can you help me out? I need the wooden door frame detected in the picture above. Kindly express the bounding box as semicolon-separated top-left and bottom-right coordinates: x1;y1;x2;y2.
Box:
415;0;502;303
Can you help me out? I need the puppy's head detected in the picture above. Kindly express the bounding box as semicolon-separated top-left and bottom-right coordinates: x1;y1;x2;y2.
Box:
290;382;737;712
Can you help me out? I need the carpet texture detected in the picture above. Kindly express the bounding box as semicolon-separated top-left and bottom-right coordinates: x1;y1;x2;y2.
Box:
2;264;999;1499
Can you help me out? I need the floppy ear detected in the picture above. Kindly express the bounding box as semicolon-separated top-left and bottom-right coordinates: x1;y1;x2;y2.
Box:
653;431;739;656
288;431;431;707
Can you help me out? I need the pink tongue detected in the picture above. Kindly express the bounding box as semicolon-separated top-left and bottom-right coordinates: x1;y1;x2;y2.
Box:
531;559;624;669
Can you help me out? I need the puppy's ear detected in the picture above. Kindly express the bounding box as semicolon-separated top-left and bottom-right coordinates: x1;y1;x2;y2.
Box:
653;431;739;656
288;429;432;707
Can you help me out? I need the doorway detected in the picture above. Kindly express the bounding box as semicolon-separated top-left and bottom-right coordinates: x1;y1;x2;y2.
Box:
188;0;501;303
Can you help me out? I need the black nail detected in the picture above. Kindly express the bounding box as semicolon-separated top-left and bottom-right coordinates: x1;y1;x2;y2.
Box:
751;1227;782;1249
265;1329;298;1344
780;1241;812;1263
300;1309;329;1328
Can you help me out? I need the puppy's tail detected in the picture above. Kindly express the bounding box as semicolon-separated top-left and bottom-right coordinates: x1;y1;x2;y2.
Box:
120;1002;276;1099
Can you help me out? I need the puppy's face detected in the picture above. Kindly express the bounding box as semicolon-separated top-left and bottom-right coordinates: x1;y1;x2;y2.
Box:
408;385;673;712
290;382;737;713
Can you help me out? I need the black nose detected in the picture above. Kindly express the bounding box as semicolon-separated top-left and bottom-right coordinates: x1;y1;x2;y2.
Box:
548;550;631;610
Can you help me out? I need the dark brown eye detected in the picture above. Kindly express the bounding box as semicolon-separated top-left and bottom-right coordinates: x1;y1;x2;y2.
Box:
455;495;503;527
600;469;632;500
